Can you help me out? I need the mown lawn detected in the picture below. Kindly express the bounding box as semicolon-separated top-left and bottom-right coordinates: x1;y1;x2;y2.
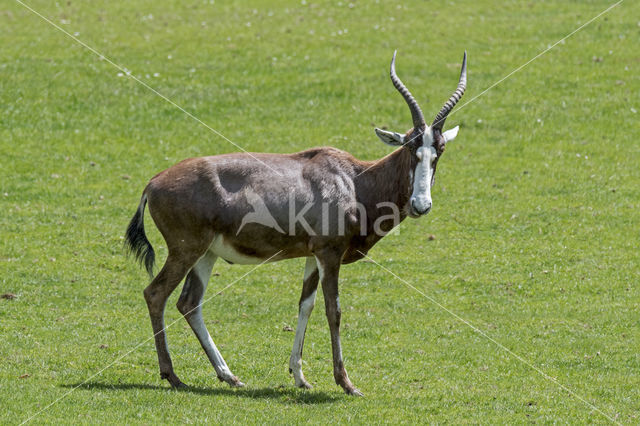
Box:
1;0;639;423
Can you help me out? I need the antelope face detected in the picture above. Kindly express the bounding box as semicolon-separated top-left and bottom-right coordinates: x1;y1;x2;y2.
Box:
377;126;460;217
374;50;467;218
408;126;460;217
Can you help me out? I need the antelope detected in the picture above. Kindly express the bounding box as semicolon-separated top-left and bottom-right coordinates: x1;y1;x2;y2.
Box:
125;51;467;396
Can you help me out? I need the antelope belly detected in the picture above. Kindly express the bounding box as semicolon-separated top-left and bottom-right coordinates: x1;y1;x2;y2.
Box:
208;235;267;265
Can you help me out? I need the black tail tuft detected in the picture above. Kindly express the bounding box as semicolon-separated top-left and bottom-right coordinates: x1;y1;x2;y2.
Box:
124;194;155;278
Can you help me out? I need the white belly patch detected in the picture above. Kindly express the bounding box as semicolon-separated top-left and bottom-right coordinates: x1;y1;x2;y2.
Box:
208;235;266;265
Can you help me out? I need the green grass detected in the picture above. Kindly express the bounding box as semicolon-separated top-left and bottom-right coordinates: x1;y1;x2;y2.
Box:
1;0;639;423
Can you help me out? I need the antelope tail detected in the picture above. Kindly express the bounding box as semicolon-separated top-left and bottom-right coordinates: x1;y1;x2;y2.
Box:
124;193;156;278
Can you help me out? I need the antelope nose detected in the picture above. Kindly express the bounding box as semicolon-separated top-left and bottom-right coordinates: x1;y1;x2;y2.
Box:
411;199;432;215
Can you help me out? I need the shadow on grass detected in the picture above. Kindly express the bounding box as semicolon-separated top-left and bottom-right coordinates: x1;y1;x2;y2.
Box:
61;382;341;404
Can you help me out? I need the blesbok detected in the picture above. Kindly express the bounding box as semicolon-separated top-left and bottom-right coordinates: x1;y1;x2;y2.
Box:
125;51;467;395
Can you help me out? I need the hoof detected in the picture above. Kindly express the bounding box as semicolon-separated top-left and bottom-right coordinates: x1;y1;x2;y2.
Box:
229;377;245;387
345;387;364;397
162;372;187;389
219;375;245;388
296;380;313;390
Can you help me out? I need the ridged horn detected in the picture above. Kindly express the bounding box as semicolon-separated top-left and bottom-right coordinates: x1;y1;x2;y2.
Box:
432;51;467;132
390;50;425;130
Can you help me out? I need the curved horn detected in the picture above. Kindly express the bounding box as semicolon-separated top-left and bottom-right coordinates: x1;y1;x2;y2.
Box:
432;51;467;131
390;50;425;130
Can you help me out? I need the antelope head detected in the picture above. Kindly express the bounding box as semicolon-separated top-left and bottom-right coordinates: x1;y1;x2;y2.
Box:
375;51;467;218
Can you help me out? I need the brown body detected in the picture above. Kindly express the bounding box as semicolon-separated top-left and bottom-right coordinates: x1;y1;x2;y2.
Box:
146;147;412;265
125;51;467;395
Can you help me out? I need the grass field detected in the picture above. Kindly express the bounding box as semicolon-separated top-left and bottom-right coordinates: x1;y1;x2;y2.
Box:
1;0;639;423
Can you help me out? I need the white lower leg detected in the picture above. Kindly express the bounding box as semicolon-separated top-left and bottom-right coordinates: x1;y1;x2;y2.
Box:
289;289;316;387
186;252;241;385
189;310;238;382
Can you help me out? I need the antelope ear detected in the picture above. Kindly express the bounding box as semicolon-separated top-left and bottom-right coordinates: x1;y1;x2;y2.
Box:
375;128;405;146
442;126;460;143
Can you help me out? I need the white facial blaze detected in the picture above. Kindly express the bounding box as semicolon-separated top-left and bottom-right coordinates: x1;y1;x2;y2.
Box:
410;131;436;215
